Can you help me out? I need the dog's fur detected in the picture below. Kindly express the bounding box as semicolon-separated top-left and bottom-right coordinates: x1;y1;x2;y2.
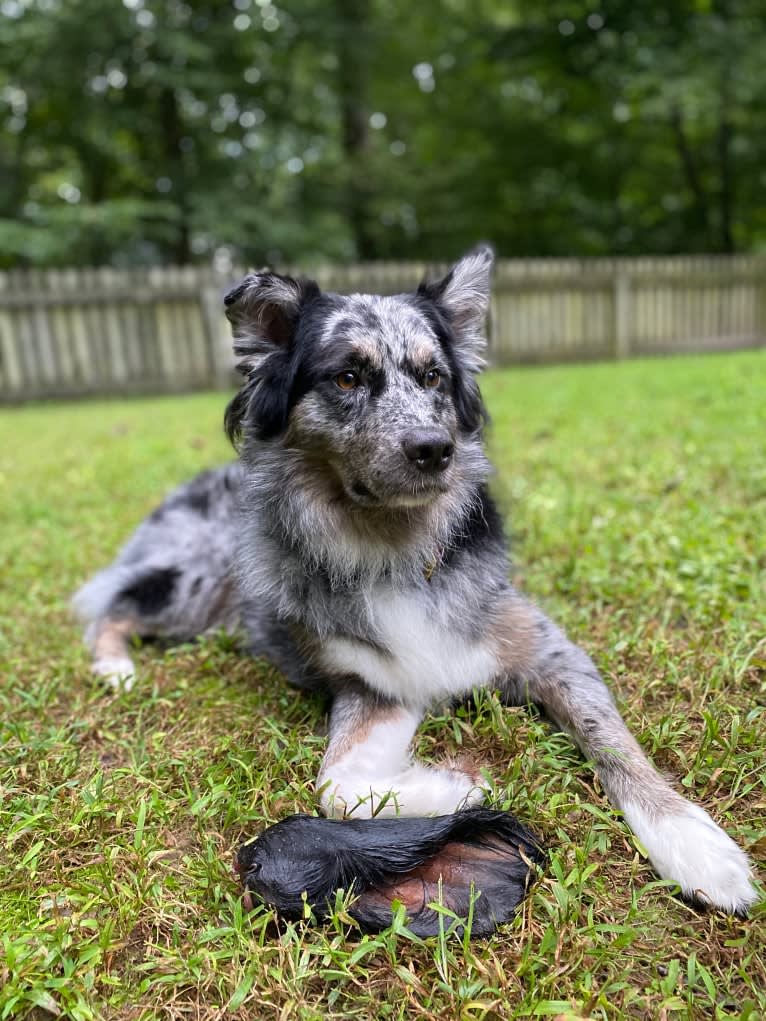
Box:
74;247;757;915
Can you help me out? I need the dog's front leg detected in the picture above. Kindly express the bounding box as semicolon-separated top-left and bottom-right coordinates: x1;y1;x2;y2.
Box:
496;594;758;914
317;682;483;818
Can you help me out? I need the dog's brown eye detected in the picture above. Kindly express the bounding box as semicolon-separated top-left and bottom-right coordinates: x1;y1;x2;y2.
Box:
335;371;359;391
425;368;441;388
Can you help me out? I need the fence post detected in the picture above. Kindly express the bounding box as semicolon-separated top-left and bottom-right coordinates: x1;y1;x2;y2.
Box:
200;283;234;389
486;289;496;366
613;271;632;359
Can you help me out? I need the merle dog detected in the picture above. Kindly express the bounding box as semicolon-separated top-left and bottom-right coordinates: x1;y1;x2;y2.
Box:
74;247;757;916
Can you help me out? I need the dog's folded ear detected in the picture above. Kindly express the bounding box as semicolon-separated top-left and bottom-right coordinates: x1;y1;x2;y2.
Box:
223;271;320;445
224;271;320;363
418;245;494;372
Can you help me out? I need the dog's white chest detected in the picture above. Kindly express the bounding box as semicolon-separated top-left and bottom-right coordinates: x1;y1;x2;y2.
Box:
319;589;500;705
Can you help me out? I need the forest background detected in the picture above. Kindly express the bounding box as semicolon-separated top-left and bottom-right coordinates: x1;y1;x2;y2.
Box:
2;0;764;271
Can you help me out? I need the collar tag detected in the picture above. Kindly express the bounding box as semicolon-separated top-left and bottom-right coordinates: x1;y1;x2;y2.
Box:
423;545;444;582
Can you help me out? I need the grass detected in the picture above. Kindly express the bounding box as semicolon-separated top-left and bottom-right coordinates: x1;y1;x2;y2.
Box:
1;349;765;1020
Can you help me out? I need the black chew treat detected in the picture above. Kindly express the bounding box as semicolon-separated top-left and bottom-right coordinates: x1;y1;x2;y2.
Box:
236;808;544;937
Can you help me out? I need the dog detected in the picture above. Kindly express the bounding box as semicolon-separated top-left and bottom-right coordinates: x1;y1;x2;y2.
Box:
74;246;757;916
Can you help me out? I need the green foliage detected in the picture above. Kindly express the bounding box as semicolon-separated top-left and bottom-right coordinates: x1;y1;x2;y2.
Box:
0;351;765;1017
1;0;766;266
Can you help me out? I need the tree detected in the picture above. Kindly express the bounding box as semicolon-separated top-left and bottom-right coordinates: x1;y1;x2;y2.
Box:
1;0;765;267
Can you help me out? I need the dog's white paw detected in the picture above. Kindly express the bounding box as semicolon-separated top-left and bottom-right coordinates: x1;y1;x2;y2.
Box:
318;762;485;819
623;799;758;914
92;656;136;692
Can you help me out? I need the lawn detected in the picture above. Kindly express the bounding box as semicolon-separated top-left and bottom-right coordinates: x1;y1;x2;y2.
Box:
1;350;764;1021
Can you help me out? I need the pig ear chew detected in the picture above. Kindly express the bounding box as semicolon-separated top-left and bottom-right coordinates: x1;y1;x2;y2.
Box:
236;808;544;938
350;816;542;937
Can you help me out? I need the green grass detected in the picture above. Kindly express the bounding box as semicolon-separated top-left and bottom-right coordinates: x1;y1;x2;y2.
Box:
1;350;765;1020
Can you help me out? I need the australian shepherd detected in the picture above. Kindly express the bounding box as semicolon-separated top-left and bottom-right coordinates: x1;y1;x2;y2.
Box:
74;247;756;917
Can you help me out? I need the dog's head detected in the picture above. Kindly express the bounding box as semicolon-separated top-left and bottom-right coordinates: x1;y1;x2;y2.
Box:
224;247;493;510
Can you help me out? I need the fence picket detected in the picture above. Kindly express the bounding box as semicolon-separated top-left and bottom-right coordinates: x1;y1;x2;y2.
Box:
0;255;764;401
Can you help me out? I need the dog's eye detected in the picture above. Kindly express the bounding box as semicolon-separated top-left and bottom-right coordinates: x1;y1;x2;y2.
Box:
424;368;441;388
335;371;359;391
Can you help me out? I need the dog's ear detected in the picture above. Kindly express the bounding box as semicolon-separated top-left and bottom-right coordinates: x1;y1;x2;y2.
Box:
224;270;317;365
419;245;494;372
417;246;493;434
223;271;320;445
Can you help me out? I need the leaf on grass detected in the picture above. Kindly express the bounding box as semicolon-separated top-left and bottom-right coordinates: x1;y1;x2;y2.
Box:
30;991;61;1017
227;973;254;1011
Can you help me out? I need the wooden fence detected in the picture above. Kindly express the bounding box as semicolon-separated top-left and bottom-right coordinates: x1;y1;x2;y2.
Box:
0;255;764;401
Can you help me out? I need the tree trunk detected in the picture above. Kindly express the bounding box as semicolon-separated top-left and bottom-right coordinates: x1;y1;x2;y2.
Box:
714;0;735;253
669;106;710;249
159;86;191;264
335;0;376;260
716;112;734;253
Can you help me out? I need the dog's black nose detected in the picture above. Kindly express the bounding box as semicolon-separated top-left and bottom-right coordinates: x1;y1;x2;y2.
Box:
402;431;454;472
